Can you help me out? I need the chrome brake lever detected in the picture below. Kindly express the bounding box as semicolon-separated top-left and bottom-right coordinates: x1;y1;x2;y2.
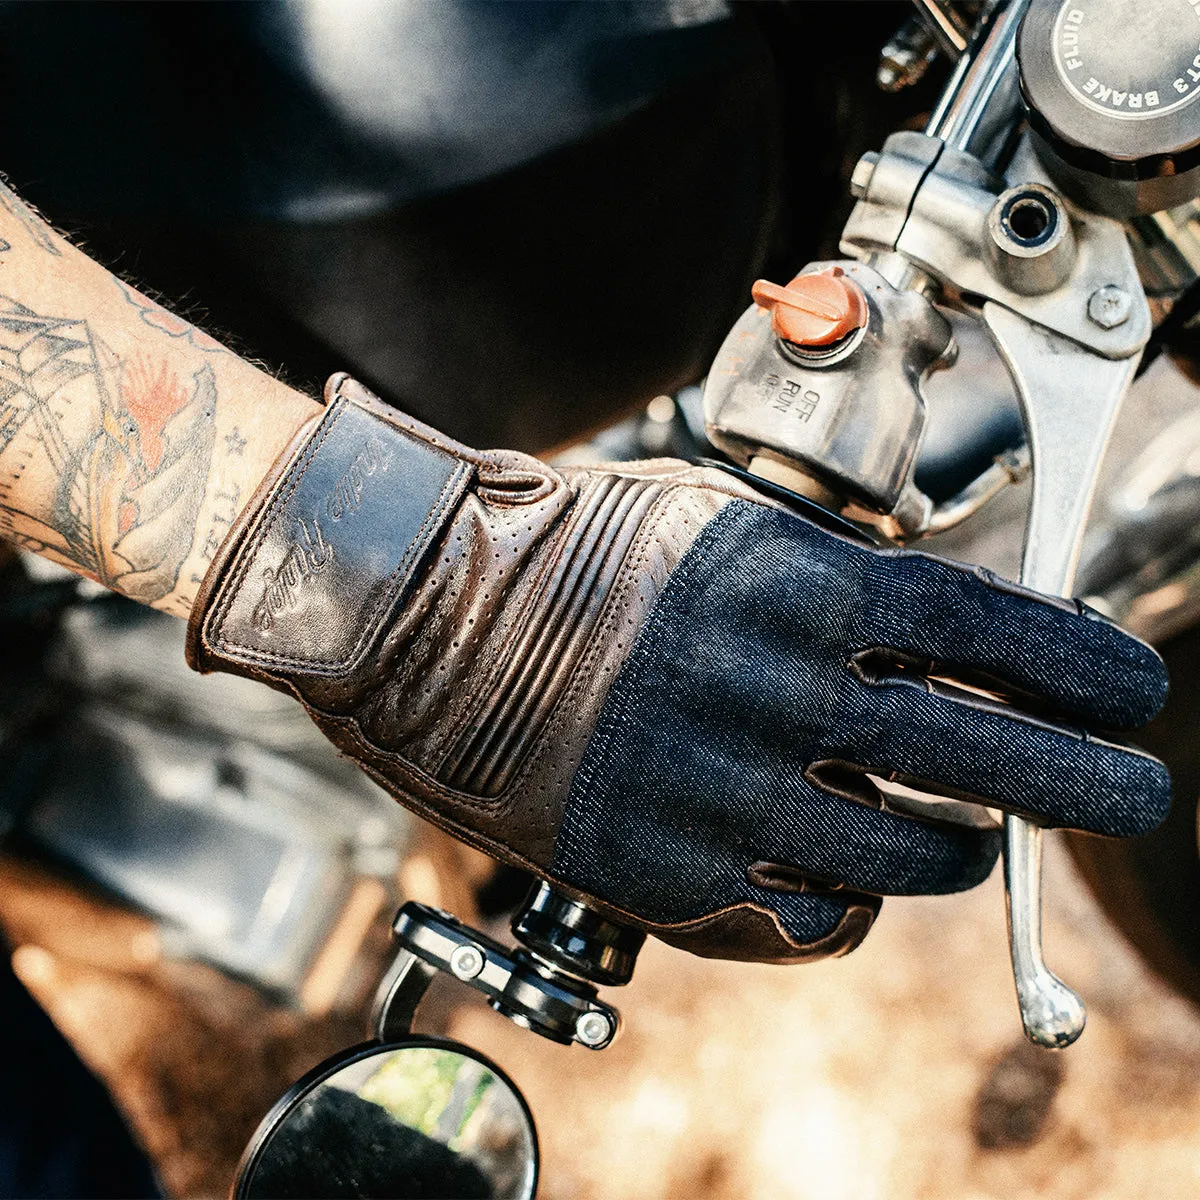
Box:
982;303;1140;1047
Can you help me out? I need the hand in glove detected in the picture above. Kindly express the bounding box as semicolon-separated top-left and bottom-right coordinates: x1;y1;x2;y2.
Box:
188;375;1170;963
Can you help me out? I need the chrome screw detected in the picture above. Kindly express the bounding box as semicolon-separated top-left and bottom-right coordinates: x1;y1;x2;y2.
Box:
1088;285;1132;330
449;943;485;981
574;1010;614;1048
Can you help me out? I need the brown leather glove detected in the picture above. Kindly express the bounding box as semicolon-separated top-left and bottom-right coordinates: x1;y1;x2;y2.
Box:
187;374;1170;964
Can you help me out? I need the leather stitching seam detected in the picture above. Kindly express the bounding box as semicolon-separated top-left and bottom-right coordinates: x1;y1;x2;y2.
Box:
427;476;612;777
556;495;728;866
461;477;662;794
321;710;514;817
347;483;680;829
497;483;699;806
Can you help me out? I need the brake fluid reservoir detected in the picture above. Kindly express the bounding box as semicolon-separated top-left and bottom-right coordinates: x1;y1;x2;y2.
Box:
1018;0;1200;216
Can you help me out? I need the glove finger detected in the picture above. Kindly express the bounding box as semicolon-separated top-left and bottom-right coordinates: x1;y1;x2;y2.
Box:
753;887;882;960
861;548;1168;730
757;776;1002;896
846;677;1171;836
744;886;859;948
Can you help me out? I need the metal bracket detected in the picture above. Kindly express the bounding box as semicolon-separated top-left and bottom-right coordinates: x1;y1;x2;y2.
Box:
842;132;1151;359
371;902;621;1051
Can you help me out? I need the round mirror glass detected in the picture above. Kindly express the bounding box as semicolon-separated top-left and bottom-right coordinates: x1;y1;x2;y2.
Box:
236;1037;538;1200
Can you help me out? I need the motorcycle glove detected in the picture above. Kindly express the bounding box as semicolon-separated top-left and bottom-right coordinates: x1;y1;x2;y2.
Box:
187;375;1171;964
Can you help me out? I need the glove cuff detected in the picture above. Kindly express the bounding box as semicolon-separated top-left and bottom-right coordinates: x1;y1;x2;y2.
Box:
187;373;480;678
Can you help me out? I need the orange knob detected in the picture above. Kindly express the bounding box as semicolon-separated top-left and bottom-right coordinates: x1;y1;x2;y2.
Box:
751;266;869;347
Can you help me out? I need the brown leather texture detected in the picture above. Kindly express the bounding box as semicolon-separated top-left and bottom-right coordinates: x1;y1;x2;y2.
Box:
651;899;878;963
189;374;853;962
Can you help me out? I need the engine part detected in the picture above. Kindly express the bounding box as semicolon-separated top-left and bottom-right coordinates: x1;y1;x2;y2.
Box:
14;594;409;1009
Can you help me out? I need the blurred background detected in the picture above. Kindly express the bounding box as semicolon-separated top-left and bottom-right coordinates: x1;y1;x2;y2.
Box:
3;2;1200;1197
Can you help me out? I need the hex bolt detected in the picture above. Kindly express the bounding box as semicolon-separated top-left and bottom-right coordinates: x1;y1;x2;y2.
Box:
574;1010;614;1048
1087;285;1132;330
850;152;879;200
449;943;485;981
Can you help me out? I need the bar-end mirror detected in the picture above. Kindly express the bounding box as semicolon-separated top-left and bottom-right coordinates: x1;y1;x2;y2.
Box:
234;1038;538;1200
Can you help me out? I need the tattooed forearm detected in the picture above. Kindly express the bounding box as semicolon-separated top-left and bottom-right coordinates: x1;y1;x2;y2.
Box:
188;480;243;588
0;296;216;602
0;180;62;257
116;280;229;354
0;174;321;614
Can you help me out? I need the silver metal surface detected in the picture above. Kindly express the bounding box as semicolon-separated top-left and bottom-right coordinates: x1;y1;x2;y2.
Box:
850;152;879;199
984;303;1142;1047
924;445;1030;535
927;0;1027;166
843;132;1152;359
982;314;1140;596
986;184;1076;296
575;1011;615;1048
450;943;486;981
703;260;954;530
844;134;944;257
1001;808;1086;1049
911;0;969;58
1087;285;1133;330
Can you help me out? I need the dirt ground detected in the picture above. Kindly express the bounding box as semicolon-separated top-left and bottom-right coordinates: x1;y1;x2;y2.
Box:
4;831;1200;1200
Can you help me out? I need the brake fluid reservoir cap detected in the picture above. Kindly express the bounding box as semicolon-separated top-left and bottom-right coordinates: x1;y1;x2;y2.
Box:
1018;0;1200;212
751;267;869;347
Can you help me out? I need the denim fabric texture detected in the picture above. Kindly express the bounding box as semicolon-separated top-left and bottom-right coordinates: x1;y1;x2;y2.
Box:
553;500;1171;948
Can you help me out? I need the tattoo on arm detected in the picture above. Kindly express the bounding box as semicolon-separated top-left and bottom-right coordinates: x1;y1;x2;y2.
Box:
189;479;242;589
0;180;62;257
116;280;229;354
0;296;216;603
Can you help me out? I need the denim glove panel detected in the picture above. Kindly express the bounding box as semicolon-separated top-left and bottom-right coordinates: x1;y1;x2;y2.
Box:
552;499;1170;951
